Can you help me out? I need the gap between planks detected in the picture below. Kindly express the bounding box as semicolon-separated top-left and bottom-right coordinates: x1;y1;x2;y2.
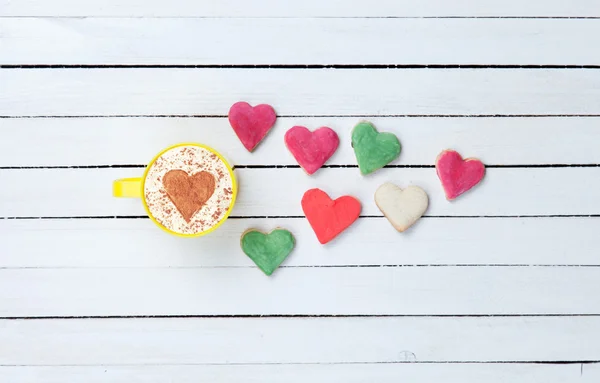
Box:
3;215;600;220
3;16;600;19
0;361;595;365
3;114;600;118
2;164;600;170
4;313;600;320
3;65;600;69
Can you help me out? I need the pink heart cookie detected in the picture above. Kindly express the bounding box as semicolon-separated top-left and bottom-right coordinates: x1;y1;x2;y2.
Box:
284;126;340;175
436;149;485;200
228;101;277;152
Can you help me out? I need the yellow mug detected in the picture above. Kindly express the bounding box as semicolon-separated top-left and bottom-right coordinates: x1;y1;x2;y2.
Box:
113;143;237;237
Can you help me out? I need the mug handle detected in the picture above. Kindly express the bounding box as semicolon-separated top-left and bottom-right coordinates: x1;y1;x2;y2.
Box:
113;178;143;198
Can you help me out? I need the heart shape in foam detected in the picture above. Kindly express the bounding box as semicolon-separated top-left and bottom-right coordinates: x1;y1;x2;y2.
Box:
228;101;277;152
163;170;216;222
374;183;429;232
284;126;339;174
241;228;295;276
435;149;485;200
301;188;361;244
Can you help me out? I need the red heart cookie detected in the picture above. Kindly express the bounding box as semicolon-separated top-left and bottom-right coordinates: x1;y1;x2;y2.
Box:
284;126;339;175
301;188;361;244
163;170;216;222
435;149;485;200
228;101;277;152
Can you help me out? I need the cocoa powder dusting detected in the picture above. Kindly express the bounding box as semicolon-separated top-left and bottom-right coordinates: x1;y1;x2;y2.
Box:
144;146;234;235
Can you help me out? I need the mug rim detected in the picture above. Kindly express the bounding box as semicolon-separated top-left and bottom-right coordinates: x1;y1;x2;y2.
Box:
140;142;238;238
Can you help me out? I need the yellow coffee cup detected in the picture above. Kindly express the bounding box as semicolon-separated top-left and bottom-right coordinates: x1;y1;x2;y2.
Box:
113;143;237;237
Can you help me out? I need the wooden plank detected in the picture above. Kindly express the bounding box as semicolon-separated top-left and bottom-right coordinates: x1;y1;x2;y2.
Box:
2;69;599;116
583;365;600;380
1;317;599;363
0;267;598;315
3;18;600;65
0;364;589;383
2;0;599;17
2;217;600;268
1;167;599;217
2;117;600;167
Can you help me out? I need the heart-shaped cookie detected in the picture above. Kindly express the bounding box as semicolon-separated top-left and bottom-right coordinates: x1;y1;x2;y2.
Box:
162;170;216;222
284;126;339;175
301;188;361;244
228;101;277;152
351;121;401;175
241;228;295;276
375;183;429;232
436;149;485;200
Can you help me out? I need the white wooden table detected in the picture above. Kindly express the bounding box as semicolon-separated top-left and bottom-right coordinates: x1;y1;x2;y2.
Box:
2;1;600;381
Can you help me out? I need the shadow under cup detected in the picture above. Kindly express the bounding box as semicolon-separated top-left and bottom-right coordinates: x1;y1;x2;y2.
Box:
113;143;238;237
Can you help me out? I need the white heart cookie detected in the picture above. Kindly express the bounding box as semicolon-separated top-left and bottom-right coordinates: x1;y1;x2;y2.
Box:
374;183;429;232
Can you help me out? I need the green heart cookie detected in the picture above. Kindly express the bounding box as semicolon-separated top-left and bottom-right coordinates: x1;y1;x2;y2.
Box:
351;121;401;175
241;229;295;276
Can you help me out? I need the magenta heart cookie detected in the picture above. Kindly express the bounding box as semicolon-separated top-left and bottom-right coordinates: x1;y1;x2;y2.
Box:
436;149;485;200
228;101;277;152
284;126;339;175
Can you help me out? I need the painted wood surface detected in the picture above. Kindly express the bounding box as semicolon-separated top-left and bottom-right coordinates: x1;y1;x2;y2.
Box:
3;18;600;65
2;267;600;316
2;69;599;116
3;0;600;17
3;218;600;267
2;317;600;362
1;364;597;383
2;167;599;216
3;117;600;166
1;2;599;381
